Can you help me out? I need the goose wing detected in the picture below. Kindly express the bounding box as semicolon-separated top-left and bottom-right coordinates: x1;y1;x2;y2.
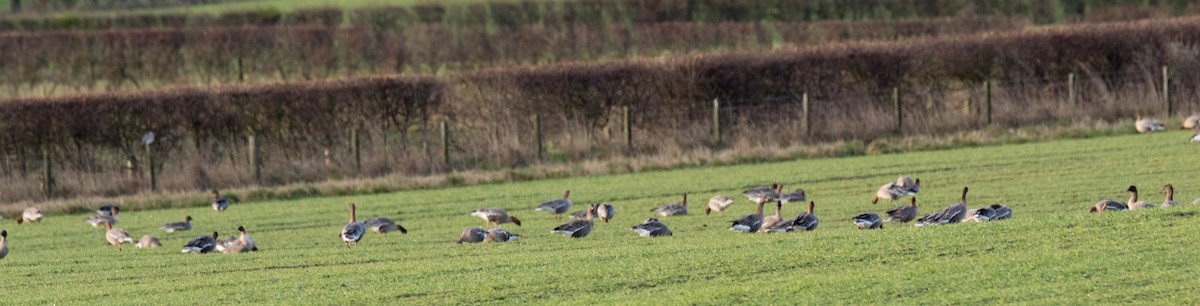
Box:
789;212;819;231
730;214;763;233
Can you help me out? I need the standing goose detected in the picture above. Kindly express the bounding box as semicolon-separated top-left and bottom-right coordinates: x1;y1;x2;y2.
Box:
915;187;970;226
743;184;781;203
707;195;735;215
104;222;134;251
86;206;120;227
136;235;161;249
365;217;408;234
853;212;883;229
159;216;193;233
1182;114;1200;129
552;204;596;238
536;190;573;222
457;227;488;244
1090;199;1128;213
1161;184;1179;207
182;232;219;253
341;203;366;247
988;204;1012;220
730;199;767;233
963;207;996;222
759;201;784;233
631;218;672;237
652;193;689;217
0;230;7;260
486;228;519;242
1135;116;1165;133
787;201;819;232
1126;186;1156;210
777;189;807;204
471;208;522;229
884;197;919;223
211;189;230;212
596;203;615;223
17;207;43;224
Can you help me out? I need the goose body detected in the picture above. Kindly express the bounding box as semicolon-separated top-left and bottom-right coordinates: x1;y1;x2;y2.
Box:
988;204;1012;220
778;189;807;204
365;217;408;234
159;216;193;233
1135;117;1165;133
536;190;573;221
575;204;616;222
220;226;256;253
341;203;366;247
885;197;919;223
97;204;116;216
457;227;488;244
136;235;161;249
853;212;883;229
471;208;522;229
916;187;969;226
0;231;7;260
86;206;119;227
1090;199;1128;212
1126;185;1156;210
211;189;230;212
1182;115;1200;129
1161;184;1178;207
787;201;819;232
759;201;784;233
742;184;781;203
706;195;735;215
730;200;767;233
17;207;43;224
104;222;134;251
486;228;519;242
182;232;219;253
631;218;672;237
552;204;595;238
1192;127;1200;142
652;193;689;217
964;207;996;222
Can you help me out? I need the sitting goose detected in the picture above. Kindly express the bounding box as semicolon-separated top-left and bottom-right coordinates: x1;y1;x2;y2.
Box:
853;212;883;229
963;207;996;222
730;199;767;233
885;197;919;223
486;228;519;242
631;218;672;237
1135;116;1165;133
706;195;735;215
1182;114;1200;129
1090;199;1128;213
220;226;256;253
0;230;7;260
1126;185;1156;210
759;201;785;233
778;189;807;204
211;189;230;212
535;190;573;222
742;184;781;203
159;216;193;233
182;232;219;253
652;193;689;217
457;227;488;244
988;204;1012;220
86;206;120;227
17;207;43;224
916;187;970;226
787;201;819;232
136;235;161;249
365;217;408;234
552;204;596;238
1161;184;1178;207
471;208;522;229
104;222;134;251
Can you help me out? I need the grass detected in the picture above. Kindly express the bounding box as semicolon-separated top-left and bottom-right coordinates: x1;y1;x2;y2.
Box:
1;130;1199;303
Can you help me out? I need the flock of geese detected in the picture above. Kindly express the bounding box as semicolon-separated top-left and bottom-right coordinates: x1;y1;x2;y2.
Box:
1140;114;1200;141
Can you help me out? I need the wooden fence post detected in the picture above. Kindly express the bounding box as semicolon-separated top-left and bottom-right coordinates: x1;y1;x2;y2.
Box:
351;128;361;172
533;114;543;161
440;121;450;166
1163;65;1171;116
711;99;720;146
802;93;811;137
1068;73;1076;105
237;57;245;82
623;106;632;150
146;141;156;192
248;135;260;183
42;147;53;199
985;80;993;126
892;87;902;134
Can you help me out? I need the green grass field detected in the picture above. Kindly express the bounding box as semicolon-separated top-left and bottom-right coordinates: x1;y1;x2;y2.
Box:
2;130;1199;304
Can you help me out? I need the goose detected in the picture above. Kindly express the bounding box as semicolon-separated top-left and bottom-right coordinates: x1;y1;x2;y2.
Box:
874;177;920;204
1182;114;1200;129
535;190;572;222
159;216;193;233
104;222;134;251
596;203;615;223
915;187;969;226
212;189;230;212
777;189;807;204
486;228;519;242
1126;185;1156;210
706;195;735;215
896;176;921;194
471;208;522;229
86;206;119;227
136;235;161;249
221;226;256;253
988;204;1012;220
730;199;767;233
631;218;672;237
341;203;366;248
182;232;219;253
652;193;689;216
884;197;919;223
853;212;883;229
759;201;784;233
1135;116;1165;133
365;217;408;234
787;201;819;232
1194;198;1200;205
1161;184;1178;207
552;204;596;238
0;230;6;260
17;207;42;224
1192;127;1200;142
742;184;780;203
457;227;488;244
963;207;996;222
1089;199;1128;213
97;204;116;216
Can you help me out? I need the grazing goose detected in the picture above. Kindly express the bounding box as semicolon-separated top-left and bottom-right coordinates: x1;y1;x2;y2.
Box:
182;232;219;254
0;230;6;260
743;184;781;203
730;199;767;233
988;204;1012;220
17;207;43;224
885;197;919;223
365;217;408;234
963;207;996;222
486;228;519;242
471;208;522;229
220;226;256;253
341;203;366;248
1182;114;1200;129
97;204;116;216
552;204;596;238
457;227;488;244
1135;116;1165;133
104;222;134;251
631;218;672;237
874;177;920;204
1126;185;1156;210
853;212;883;229
159;216;193;233
777;189;807;204
652;193;689;217
536;190;573;222
706;195;735;215
212;189;230;212
759;201;785;233
1161;184;1179;207
1090;199;1128;213
136;235;161;249
915;187;970;226
787;201;819;232
574;203;615;223
86;206;119;227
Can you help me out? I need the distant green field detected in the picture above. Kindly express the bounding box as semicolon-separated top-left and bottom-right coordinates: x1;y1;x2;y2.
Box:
2;130;1199;304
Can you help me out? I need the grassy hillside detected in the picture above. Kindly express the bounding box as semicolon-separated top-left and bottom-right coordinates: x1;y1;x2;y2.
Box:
1;130;1198;303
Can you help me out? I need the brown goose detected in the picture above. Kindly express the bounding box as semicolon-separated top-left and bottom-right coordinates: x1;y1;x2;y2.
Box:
730;199;767;233
885;197;919;223
743;184;781;203
212;189;230;212
471;208;522;229
652;193;689;216
536;190;573;222
552;204;595;238
17;207;42;224
1135;116;1165;133
1161;184;1179;207
874;176;920;204
759;201;784;233
486;228;519;242
706;195;735;215
341;203;366;248
1126;186;1156;210
136;235;161;249
915;187;969;226
1182;114;1200;129
457;227;488;244
104;222;134;251
220;226;256;253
